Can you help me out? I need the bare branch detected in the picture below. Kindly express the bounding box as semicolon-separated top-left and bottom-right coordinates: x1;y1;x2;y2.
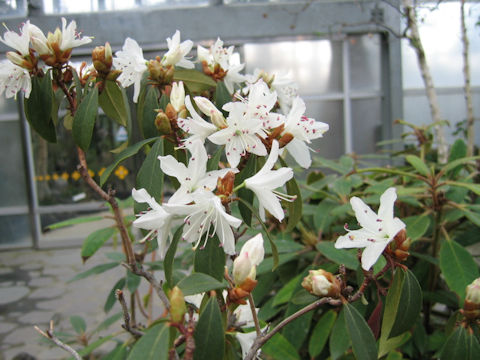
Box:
34;321;82;360
116;290;144;338
247;293;261;336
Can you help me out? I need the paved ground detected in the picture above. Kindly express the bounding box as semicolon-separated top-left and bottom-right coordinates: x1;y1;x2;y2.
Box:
0;245;161;360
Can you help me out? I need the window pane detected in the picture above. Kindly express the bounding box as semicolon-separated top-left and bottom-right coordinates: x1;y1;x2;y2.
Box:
0;0;27;18
0;121;28;207
244;39;343;95
349;34;381;92
351;98;382;154
0;215;31;246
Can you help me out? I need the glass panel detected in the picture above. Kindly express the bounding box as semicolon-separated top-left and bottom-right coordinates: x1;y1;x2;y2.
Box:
42;0;208;14
351;98;382;155
349;34;381;92
0;0;27;18
0;96;20;116
0;215;31;246
244;39;343;95
32;113;138;206
304;100;344;160
0;120;28;207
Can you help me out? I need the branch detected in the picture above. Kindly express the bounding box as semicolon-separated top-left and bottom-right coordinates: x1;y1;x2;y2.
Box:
247;293;261;336
116;290;144;338
34;321;82;360
244;297;341;360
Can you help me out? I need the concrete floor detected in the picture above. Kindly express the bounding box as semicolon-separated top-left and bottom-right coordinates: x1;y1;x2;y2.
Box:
0;244;161;360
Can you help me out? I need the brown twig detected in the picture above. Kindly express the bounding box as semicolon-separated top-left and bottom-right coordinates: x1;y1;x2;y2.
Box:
34;321;82;360
135;290;150;319
349;269;373;303
116;290;144;338
244;297;341;360
247;293;261;336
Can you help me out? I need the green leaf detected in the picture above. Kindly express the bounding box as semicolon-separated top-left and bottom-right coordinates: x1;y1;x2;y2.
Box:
440;326;480;360
390;269;422;337
214;81;231;114
99;80;129;126
194;297;224;360
448;139;467;177
137;85;159;138
343;303;378;360
316;242;359;270
460;208;480;227
158;93;169;111
291;289;318;305
256;253;296;275
81;227;116;262
445;181;480;196
329;310;350;360
207;145;224;172
177;273;225;296
278;157;302;232
380;269;404;342
194;235;225;282
94;312;123;333
46;215;104;230
127;322;169;360
101;344;128;360
309;310;337;358
135;138;164;202
24;75;56;142
70;315;86;335
439;240;479;301
173;69;217;93
405;155;430;177
164;226;183;288
236;155;256;227
440;155;480;175
403;214;431;241
73;87;99;151
70;333;117;359
69;262;119;282
314;199;339;233
126;269;141;293
272;273;303;307
100;137;157;186
104;277;125;313
262;333;300;360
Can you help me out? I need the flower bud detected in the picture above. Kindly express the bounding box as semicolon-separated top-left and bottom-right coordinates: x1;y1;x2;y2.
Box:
170;81;185;112
155;110;172;135
302;269;340;298
92;43;113;74
216;171;235;199
6;52;27;67
239;234;264;267
464;278;480;320
169;286;187;323
194;96;227;128
233;252;253;285
388;229;411;262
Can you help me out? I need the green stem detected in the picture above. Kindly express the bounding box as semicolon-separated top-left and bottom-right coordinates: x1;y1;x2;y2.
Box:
233;181;246;193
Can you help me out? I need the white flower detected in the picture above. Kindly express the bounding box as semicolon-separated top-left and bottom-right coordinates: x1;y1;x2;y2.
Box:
236;327;267;360
271;71;298;114
0;21;34;56
223;52;245;94
0;60;32;99
177;96;217;145
158;139;236;205
59;17;92;51
208;101;267;168
131;188;175;258
233;234;265;285
113;37;147;102
282;96;329;169
239;234;264;267
244;140;294;222
170;81;185;112
233;304;259;328
164;190;242;255
26;21;50;55
193;96;227;128
162;30;194;69
335;187;406;270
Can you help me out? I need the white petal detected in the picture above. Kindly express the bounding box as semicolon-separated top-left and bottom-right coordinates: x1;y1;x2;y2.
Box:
350;197;379;232
286;138;312;169
158;155;188;181
361;241;390;270
132;188;161;210
239;234;264;266
334;229;373;249
378;187;397;222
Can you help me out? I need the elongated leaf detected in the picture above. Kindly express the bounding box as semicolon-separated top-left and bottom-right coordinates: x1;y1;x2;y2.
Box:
316;242;359;270
343;303;377;360
177;273;225;296
81;227;116;262
262;333;300;360
194;235;225;282
94;312;123;333
236;155;256;227
100;137;157;186
439;240;479;301
447;139;467;177
138;85;159;138
380;269;404;341
445;181;480;196
164;226;184;288
24;75;56;142
194;297;224;360
214;81;231;114
126;269;141;293
69;262;119;282
440;155;480;175
173;69;217;93
71;334;116;358
461;208;480;227
159;93;169;111
403;214;431;241
127;322;169;360
207;145;224;172
99;80;129;126
278;157;302;232
390;269;422;337
273;273;303;307
104;278;126;313
101;344;128;360
70;316;86;334
73;87;99;151
135;138;164;202
440;326;479;360
405;155;430;177
309;310;337;357
46;215;103;230
379;333;411;359
330;310;350;360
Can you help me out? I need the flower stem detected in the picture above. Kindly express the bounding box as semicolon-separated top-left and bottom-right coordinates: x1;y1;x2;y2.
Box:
233;181;246;193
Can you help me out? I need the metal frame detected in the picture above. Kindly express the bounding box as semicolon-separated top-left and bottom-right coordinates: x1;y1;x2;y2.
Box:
0;0;403;249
